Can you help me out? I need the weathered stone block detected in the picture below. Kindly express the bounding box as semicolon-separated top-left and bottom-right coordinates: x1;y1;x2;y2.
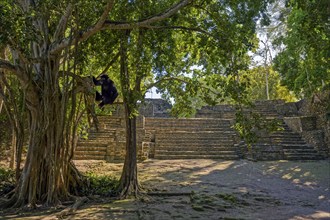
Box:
302;131;328;156
284;117;302;132
276;102;298;116
250;145;284;161
142;142;155;159
284;116;317;132
301;116;317;131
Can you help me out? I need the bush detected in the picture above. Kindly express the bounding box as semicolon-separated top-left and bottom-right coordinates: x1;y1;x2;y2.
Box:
0;167;15;196
82;172;119;196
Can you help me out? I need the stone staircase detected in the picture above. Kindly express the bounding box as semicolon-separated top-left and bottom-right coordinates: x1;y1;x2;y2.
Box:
195;105;236;119
75;100;326;161
74;118;117;160
144;118;240;160
249;100;324;160
252;100;284;118
248;120;323;161
271;122;323;160
75;141;108;160
75;115;145;161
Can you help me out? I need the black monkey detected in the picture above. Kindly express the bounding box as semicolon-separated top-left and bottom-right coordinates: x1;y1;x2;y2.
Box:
93;74;118;108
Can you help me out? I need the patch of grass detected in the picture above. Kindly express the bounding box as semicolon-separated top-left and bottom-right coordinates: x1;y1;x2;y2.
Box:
0;167;15;196
191;193;216;204
82;172;119;196
0;167;14;181
192;204;204;211
190;193;218;211
216;193;238;204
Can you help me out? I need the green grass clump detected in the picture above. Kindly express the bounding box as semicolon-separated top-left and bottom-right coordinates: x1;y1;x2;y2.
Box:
83;172;119;196
0;167;15;196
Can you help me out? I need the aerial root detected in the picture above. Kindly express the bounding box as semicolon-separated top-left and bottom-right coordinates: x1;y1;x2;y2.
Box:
55;196;88;219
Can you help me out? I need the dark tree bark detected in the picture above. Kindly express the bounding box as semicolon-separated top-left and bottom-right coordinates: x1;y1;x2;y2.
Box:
119;103;139;197
118;30;140;197
0;23;85;209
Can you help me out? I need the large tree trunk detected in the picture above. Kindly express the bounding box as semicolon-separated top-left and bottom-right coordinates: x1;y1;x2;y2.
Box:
4;88;71;208
1;46;85;208
118;30;140;197
118;103;139;197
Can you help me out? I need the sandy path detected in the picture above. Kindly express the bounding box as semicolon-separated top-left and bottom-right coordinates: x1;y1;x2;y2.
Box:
67;159;330;220
1;159;330;220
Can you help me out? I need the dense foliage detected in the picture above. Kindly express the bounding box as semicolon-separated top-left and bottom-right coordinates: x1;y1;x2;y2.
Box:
273;0;330;97
242;66;296;102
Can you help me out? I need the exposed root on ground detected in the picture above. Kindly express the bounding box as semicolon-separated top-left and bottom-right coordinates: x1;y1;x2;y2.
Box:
54;196;88;219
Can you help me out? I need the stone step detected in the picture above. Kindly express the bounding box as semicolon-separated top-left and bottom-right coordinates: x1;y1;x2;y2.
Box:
155;139;234;146
145;119;232;127
147;119;233;123
84;138;114;143
155;130;236;136
74;154;106;160
283;154;321;160
162;134;231;143
156;144;236;149
271;135;305;139
77;139;110;148
152;128;233;132
156;130;236;134
279;144;315;149
87;132;116;138
147;124;233;130
147;125;233;130
283;149;318;153
75;146;107;152
146;118;232;122
99;123;144;130
75;150;106;156
155;137;234;144
154;154;239;160
155;150;237;156
156;142;235;148
271;131;301;136
272;140;307;145
272;135;304;139
156;134;235;139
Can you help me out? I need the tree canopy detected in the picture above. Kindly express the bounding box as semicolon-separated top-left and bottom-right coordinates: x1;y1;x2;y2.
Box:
272;0;330;97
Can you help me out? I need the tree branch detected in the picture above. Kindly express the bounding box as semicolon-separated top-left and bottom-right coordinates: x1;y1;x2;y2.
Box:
78;0;115;41
145;76;189;91
50;0;192;55
0;59;23;75
8;39;32;65
145;76;221;96
54;4;73;40
102;0;192;30
0;59;32;92
50;0;115;55
140;25;213;37
98;51;120;77
94;0;115;30
137;0;192;25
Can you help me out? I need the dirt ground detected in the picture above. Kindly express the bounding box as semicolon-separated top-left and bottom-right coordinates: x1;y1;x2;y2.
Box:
1;159;330;220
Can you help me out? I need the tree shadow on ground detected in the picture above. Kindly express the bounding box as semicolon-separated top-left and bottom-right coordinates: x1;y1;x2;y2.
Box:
1;159;329;219
138;159;330;220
